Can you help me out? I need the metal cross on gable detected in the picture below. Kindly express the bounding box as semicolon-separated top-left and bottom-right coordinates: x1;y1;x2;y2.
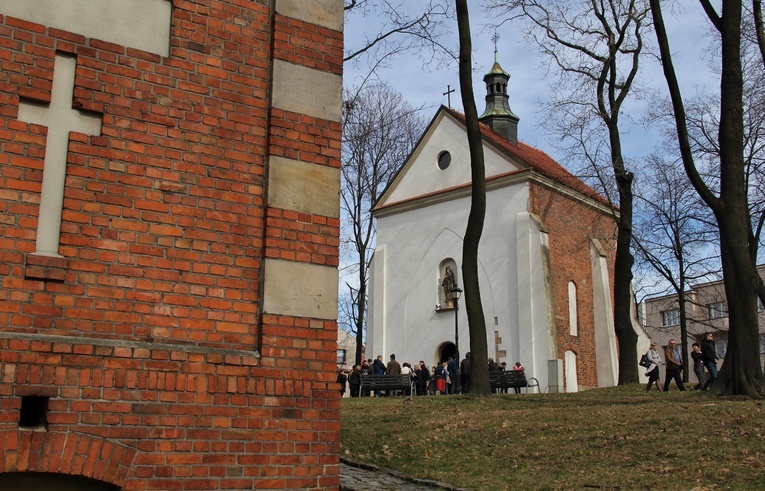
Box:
443;84;455;108
492;32;500;53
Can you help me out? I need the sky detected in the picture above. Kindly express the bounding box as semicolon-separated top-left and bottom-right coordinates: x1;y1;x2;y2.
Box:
342;1;717;166
339;1;734;303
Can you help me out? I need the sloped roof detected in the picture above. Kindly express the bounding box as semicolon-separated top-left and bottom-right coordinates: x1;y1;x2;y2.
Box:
444;107;610;207
373;106;613;213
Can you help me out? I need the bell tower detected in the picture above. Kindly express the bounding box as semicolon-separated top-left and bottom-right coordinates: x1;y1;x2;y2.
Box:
479;34;520;145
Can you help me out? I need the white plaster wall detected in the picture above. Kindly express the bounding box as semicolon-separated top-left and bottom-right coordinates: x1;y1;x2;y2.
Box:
591;241;618;387
370;178;544;381
514;212;555;388
382;114;520;206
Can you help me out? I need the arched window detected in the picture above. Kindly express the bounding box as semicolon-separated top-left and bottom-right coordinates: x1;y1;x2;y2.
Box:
568;281;578;336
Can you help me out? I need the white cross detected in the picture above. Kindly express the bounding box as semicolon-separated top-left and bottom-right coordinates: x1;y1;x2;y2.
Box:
17;54;103;257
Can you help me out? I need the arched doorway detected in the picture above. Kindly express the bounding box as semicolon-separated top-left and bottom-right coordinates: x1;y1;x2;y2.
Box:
438;341;456;363
0;472;118;491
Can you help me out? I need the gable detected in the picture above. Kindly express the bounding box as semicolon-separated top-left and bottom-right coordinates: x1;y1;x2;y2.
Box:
376;109;523;208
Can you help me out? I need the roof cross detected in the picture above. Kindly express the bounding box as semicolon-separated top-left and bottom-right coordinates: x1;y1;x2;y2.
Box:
443;84;456;108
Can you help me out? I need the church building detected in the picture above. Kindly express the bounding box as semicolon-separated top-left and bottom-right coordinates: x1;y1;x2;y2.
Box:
368;52;621;392
1;1;343;489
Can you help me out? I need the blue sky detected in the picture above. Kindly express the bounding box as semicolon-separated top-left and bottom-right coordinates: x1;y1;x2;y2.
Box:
343;1;717;165
341;2;726;300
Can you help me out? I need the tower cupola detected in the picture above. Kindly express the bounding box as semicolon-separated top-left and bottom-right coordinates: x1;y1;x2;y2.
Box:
479;41;519;145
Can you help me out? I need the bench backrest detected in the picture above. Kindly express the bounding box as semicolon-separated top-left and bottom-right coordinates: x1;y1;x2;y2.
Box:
360;374;414;390
489;370;528;387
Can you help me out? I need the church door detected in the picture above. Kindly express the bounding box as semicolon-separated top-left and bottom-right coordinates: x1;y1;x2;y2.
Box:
439;342;456;363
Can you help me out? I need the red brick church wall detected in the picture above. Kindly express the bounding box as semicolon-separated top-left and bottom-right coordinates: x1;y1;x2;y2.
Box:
529;182;617;389
0;1;342;489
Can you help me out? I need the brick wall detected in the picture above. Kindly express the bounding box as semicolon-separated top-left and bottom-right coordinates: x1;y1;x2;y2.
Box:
0;1;342;489
530;181;617;389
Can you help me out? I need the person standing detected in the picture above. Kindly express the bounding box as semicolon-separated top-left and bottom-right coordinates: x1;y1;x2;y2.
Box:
700;332;719;390
488;358;500;393
434;362;448;395
336;369;347;397
372;355;386;397
372;355;386;375
460;352;471;394
400;362;413;395
348;365;362;397
644;342;662;392
446;357;457;394
663;339;686;392
512;362;525;395
416;361;430;396
691;342;706;390
387;354;401;375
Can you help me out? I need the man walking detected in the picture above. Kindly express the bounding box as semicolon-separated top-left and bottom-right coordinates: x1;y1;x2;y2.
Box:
663;339;686;392
700;332;719;390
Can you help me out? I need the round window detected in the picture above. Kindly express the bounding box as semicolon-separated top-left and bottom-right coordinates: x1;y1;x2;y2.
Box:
437;151;451;170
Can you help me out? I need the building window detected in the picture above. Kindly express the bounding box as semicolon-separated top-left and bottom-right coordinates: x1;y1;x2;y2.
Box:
568;281;578;336
715;339;727;357
661;309;680;327
336;349;346;365
708;302;728;320
437;151;451;170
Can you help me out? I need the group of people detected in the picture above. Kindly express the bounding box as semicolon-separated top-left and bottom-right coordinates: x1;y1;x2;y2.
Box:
643;332;720;392
336;352;525;397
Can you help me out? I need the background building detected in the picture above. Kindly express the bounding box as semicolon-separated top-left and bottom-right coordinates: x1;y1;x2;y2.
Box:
0;1;343;489
639;265;765;382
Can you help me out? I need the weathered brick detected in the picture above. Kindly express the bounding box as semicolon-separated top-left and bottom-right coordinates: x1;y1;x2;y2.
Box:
0;1;341;489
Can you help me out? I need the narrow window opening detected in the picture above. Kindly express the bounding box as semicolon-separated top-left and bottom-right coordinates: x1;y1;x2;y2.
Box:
19;396;49;429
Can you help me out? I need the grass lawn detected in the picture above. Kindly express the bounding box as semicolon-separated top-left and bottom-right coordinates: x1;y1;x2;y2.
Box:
341;385;765;490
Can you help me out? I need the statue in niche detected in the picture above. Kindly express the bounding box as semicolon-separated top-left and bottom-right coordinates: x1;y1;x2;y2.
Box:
441;266;456;307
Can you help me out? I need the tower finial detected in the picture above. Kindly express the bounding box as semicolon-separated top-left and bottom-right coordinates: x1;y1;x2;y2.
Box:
492;32;500;62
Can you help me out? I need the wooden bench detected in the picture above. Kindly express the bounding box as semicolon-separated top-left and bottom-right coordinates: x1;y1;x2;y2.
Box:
359;374;415;396
489;370;540;394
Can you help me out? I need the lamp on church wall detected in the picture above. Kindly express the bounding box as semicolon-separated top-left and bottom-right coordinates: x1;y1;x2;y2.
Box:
450;286;463;394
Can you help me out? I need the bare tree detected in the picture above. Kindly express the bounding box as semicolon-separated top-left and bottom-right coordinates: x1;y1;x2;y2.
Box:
646;26;765;308
649;0;764;396
340;83;426;365
344;0;455;84
633;156;719;381
455;0;491;396
484;0;651;384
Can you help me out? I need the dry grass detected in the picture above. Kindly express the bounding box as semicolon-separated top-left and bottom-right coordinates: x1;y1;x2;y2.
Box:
341;385;765;490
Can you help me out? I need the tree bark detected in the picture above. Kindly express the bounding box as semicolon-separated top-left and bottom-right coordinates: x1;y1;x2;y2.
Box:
649;0;763;396
610;131;639;384
455;0;490;396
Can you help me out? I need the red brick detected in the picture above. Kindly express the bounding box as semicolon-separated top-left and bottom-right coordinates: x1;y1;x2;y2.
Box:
0;2;340;489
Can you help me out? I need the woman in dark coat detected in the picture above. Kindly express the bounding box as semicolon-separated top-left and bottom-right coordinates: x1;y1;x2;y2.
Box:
348;365;362;397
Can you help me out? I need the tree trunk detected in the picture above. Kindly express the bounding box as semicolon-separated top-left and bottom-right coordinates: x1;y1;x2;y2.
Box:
712;0;763;397
650;0;763;396
610;126;639;385
456;0;490;396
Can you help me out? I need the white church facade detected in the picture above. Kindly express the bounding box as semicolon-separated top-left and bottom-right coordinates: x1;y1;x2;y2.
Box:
367;56;623;392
